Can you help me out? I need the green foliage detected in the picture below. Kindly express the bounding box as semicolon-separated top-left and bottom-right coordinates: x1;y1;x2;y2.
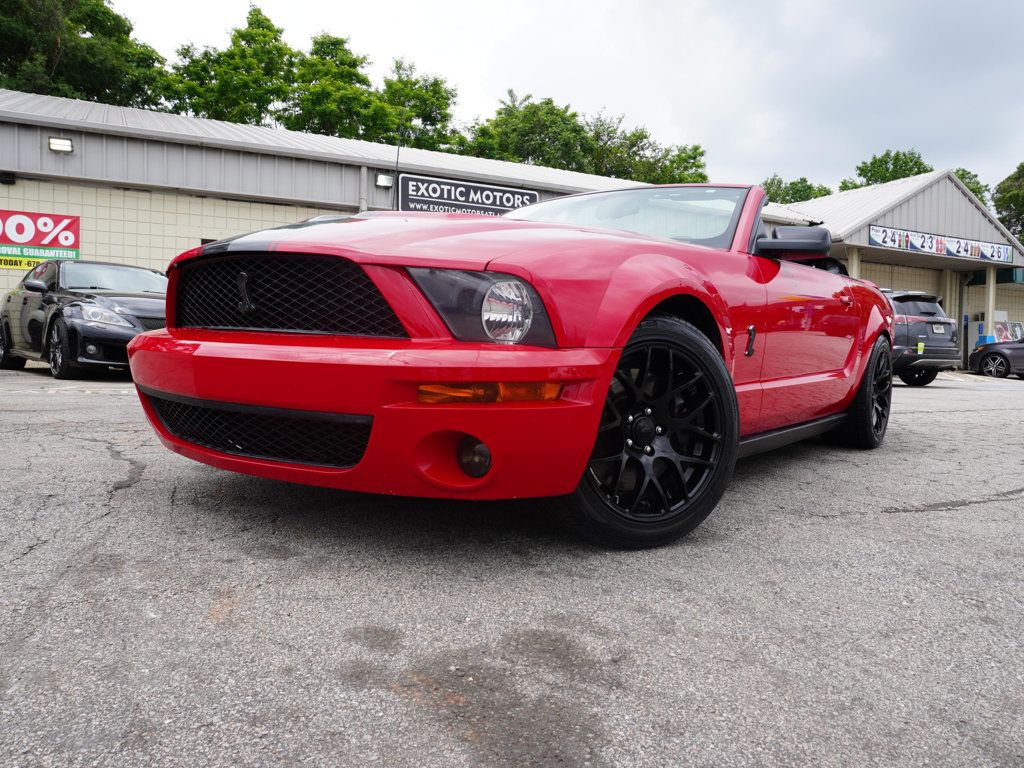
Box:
376;59;460;150
993;162;1024;239
2;2;710;183
761;173;832;204
278;34;378;138
587;114;707;184
467;97;707;182
0;0;164;107
166;7;297;125
468;91;596;172
952;168;990;206
839;149;934;191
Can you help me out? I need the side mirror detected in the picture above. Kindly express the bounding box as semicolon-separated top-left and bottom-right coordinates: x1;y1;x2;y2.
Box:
24;279;48;294
754;226;831;257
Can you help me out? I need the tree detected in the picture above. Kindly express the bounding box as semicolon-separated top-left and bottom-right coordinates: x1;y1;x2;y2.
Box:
952;168;990;206
839;149;933;191
0;0;164;107
587;114;706;184
761;173;832;204
166;6;297;125
468;91;595;173
993;163;1024;239
376;59;461;151
278;34;381;139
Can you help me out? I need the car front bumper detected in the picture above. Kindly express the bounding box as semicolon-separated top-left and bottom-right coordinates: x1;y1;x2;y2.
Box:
892;345;960;372
127;329;619;500
66;318;143;367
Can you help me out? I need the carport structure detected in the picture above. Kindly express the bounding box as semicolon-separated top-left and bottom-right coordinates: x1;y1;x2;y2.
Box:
764;170;1024;349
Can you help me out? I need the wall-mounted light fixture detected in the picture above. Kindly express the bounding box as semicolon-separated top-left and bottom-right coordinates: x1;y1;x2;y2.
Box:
48;137;74;153
375;173;394;188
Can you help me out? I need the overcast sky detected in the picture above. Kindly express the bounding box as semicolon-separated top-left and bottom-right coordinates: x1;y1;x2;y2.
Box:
114;0;1024;190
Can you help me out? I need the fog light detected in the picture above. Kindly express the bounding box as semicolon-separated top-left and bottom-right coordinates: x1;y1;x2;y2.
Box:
457;436;491;478
85;344;99;355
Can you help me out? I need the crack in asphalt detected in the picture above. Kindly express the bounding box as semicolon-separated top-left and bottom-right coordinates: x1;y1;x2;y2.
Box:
881;485;1024;515
9;533;59;564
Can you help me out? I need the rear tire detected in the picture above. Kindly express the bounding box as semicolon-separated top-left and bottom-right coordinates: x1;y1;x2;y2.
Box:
829;335;892;449
0;323;27;370
48;318;78;379
897;368;938;387
980;354;1009;378
556;316;739;549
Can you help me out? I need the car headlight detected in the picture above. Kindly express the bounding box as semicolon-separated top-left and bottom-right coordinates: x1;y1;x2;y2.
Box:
78;306;132;327
408;269;556;346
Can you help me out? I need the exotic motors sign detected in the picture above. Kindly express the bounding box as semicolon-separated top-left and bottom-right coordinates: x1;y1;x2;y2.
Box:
398;174;539;216
0;209;81;271
869;224;1012;263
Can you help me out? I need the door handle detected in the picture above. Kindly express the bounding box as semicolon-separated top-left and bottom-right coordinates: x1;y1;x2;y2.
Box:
22;297;28;305
840;295;853;306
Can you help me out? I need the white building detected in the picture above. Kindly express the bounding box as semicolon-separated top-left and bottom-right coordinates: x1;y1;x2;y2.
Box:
2;88;1021;353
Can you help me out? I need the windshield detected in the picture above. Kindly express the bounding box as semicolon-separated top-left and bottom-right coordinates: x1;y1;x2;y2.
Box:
893;298;946;317
63;262;167;294
505;186;749;249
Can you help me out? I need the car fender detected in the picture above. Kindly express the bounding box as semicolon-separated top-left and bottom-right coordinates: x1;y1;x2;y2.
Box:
490;249;731;356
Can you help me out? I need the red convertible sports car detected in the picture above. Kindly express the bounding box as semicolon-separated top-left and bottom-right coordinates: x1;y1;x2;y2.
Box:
128;184;893;547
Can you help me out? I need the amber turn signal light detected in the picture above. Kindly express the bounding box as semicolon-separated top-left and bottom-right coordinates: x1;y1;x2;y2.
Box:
417;382;563;404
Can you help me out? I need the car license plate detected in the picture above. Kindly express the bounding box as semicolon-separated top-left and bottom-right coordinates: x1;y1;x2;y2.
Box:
932;324;946;333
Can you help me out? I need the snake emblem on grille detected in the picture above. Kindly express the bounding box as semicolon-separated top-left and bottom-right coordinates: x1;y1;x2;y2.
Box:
236;271;256;315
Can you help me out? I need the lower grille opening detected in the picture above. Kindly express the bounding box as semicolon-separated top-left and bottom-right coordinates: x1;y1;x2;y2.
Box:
144;389;371;469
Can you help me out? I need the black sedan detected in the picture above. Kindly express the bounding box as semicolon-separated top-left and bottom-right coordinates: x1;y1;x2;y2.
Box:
969;337;1024;379
0;260;166;378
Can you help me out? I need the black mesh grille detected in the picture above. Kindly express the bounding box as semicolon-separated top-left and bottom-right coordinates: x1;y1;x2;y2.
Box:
136;317;166;331
146;392;371;469
175;253;407;337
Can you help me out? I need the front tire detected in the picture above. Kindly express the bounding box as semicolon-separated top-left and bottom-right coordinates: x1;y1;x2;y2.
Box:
829;335;892;449
980;354;1009;378
558;316;739;549
897;368;938;387
0;323;26;370
48;318;78;379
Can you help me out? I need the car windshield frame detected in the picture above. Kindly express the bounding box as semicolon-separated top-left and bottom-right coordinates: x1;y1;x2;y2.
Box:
505;186;750;249
62;262;167;294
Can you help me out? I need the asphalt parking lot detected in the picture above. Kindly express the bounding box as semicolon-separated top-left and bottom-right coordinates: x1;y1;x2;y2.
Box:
1;363;1023;767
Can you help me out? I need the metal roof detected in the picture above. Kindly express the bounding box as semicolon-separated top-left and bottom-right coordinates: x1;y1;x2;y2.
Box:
767;170;949;236
762;169;1024;259
0;89;641;195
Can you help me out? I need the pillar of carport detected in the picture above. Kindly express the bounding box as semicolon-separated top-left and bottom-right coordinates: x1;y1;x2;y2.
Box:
985;265;997;337
941;269;957;323
846;246;861;279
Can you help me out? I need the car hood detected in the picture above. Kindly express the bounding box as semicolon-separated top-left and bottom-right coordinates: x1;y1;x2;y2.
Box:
178;211;681;271
67;291;166;318
975;340;1020;352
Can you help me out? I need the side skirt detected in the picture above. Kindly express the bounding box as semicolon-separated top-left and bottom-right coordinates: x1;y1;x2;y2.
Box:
737;414;847;459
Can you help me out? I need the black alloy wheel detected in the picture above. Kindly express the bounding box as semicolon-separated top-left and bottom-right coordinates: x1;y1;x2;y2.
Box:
981;354;1009;378
560;316;739;548
48;319;77;379
897;368;938;387
0;323;26;370
827;335;891;449
870;347;893;440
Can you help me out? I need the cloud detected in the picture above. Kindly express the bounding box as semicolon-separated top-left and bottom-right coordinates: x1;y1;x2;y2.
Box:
117;0;1024;188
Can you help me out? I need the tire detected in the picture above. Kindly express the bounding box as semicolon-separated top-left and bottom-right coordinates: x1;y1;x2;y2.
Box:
828;335;892;449
980;353;1009;378
556;315;739;549
0;322;27;370
47;318;78;379
897;368;938;387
